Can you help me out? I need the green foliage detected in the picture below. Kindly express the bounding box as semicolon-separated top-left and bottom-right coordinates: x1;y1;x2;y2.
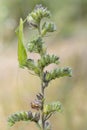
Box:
8;4;72;130
44;101;63;115
41;22;56;36
25;59;41;75
27;4;51;27
16;18;27;68
27;36;46;55
8;111;40;126
38;54;60;69
44;67;72;82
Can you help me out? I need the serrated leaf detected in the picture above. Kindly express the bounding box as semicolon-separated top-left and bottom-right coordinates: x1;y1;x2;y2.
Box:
16;18;27;68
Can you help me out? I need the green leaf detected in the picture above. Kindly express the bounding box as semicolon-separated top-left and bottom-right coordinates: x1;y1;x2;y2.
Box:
16;18;27;68
44;101;63;115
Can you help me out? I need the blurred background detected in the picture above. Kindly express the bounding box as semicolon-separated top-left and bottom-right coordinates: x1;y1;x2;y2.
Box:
0;0;87;130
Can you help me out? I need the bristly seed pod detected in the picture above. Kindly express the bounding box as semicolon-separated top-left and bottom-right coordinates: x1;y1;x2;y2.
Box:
8;111;33;126
8;111;40;126
38;54;60;69
43;67;72;82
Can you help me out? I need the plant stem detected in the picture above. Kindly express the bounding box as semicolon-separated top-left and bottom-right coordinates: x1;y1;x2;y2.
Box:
38;21;45;130
40;79;44;130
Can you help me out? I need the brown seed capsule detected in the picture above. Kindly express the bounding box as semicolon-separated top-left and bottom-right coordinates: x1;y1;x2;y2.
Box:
31;100;42;110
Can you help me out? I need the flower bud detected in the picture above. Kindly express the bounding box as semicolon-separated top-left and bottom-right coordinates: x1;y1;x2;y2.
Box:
44;101;63;115
34;4;51;19
27;36;44;54
27;4;51;27
41;22;56;36
38;54;59;69
27;15;38;28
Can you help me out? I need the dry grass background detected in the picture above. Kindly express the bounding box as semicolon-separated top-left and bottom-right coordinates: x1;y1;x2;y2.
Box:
0;29;87;130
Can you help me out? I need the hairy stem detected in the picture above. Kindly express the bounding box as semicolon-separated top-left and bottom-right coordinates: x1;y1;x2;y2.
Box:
38;21;46;130
41;81;45;130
